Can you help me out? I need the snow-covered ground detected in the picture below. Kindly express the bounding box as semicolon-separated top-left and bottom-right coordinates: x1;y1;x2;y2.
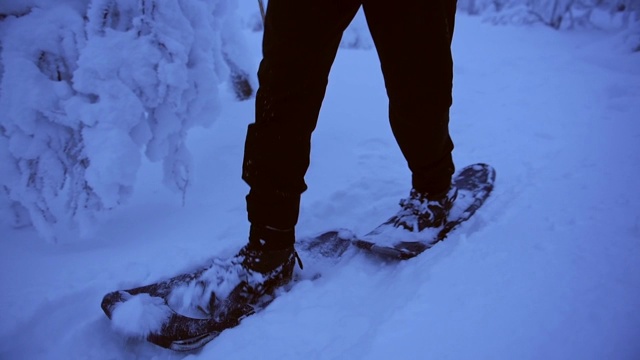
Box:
2;14;640;360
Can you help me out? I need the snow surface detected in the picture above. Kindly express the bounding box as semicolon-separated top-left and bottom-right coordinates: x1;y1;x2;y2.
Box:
1;14;640;360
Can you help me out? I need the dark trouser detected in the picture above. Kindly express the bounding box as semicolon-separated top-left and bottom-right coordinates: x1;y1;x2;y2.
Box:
243;0;457;231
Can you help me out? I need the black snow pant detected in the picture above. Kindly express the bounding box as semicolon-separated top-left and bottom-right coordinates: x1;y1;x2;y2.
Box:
243;0;457;231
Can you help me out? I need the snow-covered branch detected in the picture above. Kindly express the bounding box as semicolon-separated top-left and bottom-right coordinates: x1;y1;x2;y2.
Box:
460;0;640;32
0;0;252;241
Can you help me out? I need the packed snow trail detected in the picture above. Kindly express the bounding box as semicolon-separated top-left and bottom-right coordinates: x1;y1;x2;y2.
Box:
1;15;640;360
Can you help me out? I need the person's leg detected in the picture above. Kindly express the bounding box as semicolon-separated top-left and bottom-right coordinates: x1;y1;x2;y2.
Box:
243;0;362;248
363;0;457;196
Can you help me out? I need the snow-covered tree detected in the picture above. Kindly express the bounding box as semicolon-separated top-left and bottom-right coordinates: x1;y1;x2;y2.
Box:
0;0;253;242
460;0;640;35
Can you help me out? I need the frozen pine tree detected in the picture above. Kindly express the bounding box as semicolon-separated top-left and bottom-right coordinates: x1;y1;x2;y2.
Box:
459;0;640;36
0;0;253;242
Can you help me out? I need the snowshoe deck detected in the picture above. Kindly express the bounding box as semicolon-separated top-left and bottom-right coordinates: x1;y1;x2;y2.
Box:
101;265;252;351
299;163;496;260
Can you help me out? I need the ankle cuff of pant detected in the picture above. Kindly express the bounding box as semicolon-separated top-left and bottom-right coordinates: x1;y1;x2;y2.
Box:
249;224;295;250
246;189;301;229
412;177;452;197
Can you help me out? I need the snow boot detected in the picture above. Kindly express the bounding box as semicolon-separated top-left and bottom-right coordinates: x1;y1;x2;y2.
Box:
169;227;300;322
369;185;458;236
389;186;458;232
